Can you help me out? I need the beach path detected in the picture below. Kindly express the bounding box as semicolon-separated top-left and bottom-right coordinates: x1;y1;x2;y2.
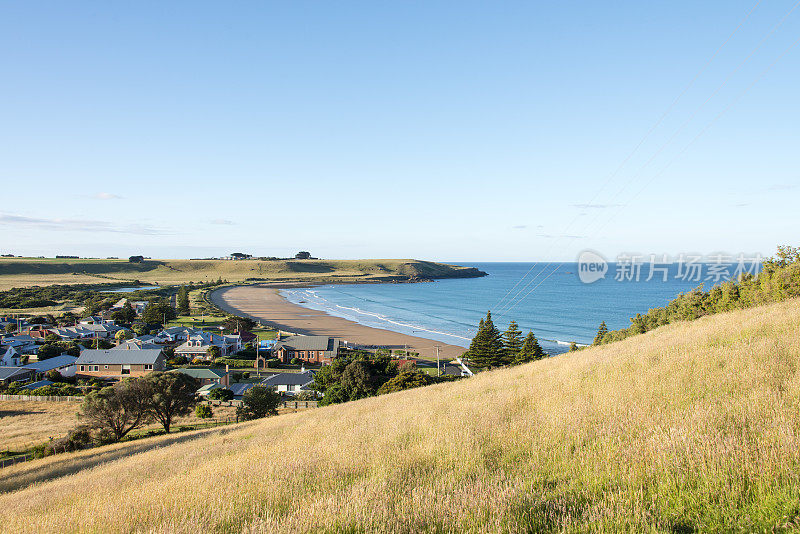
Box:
209;285;466;360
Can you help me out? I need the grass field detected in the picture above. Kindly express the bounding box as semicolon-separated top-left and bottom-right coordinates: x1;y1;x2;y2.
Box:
0;400;81;451
1;298;799;532
0;399;240;453
0;257;485;290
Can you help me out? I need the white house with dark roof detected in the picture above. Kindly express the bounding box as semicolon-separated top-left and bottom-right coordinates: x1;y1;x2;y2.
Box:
259;371;316;395
173;332;241;360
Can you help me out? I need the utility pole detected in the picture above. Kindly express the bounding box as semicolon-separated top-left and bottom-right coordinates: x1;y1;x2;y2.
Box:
435;345;441;377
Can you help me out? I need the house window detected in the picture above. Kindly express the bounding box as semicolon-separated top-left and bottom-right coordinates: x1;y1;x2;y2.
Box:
80;365;85;372
93;366;99;372
121;364;131;375
144;364;153;370
104;365;109;369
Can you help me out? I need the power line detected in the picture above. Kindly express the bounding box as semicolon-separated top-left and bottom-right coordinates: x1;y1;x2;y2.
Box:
491;0;763;313
498;30;800;319
496;0;799;317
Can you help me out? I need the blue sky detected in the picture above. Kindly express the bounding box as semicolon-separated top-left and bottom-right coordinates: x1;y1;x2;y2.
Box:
1;1;798;261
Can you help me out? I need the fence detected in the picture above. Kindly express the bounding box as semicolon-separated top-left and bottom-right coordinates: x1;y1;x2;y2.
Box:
283;400;318;409
0;454;33;469
0;394;83;402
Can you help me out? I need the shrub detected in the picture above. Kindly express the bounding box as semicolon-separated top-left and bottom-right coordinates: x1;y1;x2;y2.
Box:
208;388;234;401
237;386;281;420
195;404;213;419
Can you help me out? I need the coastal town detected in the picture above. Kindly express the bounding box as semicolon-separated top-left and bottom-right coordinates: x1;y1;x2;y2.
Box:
0;254;483;469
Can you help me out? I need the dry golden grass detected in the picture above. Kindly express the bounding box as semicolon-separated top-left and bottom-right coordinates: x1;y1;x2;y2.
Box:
0;258;480;290
0;400;81;451
0;400;240;452
1;299;800;532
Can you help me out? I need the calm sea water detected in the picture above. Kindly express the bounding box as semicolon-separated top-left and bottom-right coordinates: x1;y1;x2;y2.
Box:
280;262;730;355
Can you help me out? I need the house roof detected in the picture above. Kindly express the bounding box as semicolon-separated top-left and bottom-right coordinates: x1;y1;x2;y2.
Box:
196;383;222;393
173;368;229;379
0;366;32;381
21;380;54;390
111;340;161;350
229;382;255;396
23;355;78;372
259;371;315;387
273;336;339;352
76;349;163;365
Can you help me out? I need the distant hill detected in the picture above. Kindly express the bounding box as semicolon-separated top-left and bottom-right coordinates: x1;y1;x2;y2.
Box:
2;298;799;531
0;258;486;290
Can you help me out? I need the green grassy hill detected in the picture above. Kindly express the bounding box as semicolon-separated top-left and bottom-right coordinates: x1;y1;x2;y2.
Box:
0;257;486;290
2;298;799;532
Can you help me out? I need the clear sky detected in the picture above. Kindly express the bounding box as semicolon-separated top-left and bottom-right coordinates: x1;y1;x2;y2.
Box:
1;1;798;261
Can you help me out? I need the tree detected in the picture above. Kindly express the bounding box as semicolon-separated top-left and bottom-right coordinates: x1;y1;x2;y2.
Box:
517;332;545;363
142;300;176;325
465;311;504;368
295;251;311;259
177;286;190;316
115;329;130;342
128;255;144;263
222;315;256;332
237;386;281;420
376;369;434;394
340;360;373;399
593;321;609;345
121;301;136;323
195;404;213;419
5;323;16;334
37;341;80;360
502;320;524;363
206;346;221;360
208;387;234;401
143;372;199;433
79;379;151;441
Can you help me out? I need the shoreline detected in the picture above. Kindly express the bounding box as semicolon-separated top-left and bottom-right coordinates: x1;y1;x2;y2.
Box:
209;284;467;360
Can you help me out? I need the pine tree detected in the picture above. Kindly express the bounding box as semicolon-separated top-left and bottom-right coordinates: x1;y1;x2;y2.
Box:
593;321;609;345
502;320;523;364
517;331;545;363
465;311;504;368
177;285;190;316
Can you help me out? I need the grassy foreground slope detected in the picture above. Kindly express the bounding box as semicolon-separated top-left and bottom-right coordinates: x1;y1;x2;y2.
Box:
0;258;485;290
2;300;800;532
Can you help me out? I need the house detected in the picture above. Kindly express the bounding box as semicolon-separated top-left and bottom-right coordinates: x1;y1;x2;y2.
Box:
23;354;78;378
1;346;22;367
48;323;124;340
0;366;33;385
259;371;315;395
172;367;231;387
0;335;39;355
75;349;165;379
157;326;204;343
79;316;117;326
272;336;341;364
173;332;242;360
112;339;161;350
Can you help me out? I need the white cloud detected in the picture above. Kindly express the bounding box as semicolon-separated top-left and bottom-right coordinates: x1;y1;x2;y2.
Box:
93;192;123;200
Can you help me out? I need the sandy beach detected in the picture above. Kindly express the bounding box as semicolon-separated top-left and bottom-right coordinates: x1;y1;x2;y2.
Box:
210;285;466;360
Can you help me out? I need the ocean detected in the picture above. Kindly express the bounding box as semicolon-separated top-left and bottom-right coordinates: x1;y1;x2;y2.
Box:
280;262;746;355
